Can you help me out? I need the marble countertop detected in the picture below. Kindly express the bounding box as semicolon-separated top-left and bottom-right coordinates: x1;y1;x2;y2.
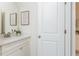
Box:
0;34;30;46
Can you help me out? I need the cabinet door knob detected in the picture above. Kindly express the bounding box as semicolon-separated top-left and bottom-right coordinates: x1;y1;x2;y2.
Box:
38;35;41;38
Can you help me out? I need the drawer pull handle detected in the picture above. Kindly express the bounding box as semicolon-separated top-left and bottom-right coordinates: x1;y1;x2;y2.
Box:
19;47;23;50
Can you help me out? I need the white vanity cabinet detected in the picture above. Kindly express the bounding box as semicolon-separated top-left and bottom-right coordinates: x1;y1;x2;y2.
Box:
0;35;31;56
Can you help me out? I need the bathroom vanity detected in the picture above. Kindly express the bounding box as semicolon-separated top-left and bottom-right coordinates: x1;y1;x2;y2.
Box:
0;2;34;56
0;34;31;56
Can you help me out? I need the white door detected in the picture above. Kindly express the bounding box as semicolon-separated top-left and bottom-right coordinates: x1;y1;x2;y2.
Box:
38;2;65;56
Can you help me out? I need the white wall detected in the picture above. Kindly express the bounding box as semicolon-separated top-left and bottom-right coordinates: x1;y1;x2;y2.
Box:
0;2;18;33
16;2;38;55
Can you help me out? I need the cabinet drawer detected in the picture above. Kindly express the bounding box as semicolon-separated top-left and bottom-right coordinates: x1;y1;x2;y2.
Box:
7;43;30;56
2;38;30;56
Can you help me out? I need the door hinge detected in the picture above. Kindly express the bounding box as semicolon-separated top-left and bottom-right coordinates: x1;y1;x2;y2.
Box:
65;2;67;5
64;29;67;34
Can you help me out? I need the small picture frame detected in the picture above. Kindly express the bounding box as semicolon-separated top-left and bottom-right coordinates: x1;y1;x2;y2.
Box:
21;11;29;25
10;13;17;26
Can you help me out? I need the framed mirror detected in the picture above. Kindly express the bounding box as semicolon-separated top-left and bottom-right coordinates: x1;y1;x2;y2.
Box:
10;13;17;26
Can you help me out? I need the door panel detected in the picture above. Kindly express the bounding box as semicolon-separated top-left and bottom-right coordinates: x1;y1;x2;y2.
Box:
38;2;64;56
42;3;58;33
42;41;57;56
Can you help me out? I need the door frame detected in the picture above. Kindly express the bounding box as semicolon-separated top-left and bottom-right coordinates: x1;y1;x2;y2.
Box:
65;2;75;56
65;2;71;56
71;2;76;56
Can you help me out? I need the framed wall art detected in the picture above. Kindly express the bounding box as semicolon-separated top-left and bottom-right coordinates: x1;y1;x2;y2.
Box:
21;11;29;25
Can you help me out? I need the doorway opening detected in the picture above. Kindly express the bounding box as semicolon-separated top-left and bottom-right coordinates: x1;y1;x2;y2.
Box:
75;2;79;56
